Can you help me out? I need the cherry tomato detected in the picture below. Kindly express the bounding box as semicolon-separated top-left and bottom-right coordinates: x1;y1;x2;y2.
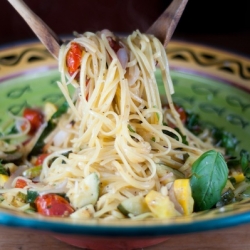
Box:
66;42;83;76
23;108;44;135
15;179;28;188
173;104;187;124
35;194;74;217
163;103;187;128
35;153;50;166
107;37;121;53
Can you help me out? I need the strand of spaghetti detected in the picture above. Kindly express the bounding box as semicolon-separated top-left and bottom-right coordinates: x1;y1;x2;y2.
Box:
127;33;153;109
153;124;183;142
130;100;172;154
153;39;187;139
79;52;91;98
0;115;30;140
40;148;73;181
95;197;122;218
81;141;101;177
114;129;157;182
140;32;162;112
130;34;160;111
56;81;80;120
112;160;155;190
74;36;98;54
102;36;130;121
90;111;119;137
183;128;216;149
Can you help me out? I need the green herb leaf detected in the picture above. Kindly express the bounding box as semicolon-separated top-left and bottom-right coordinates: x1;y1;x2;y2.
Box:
26;190;39;204
163;127;188;145
0;162;9;176
51;102;69;119
23;166;42;179
29;102;69;156
240;150;249;172
216;188;235;207
212;128;238;156
128;124;136;133
186;112;203;135
190;150;228;211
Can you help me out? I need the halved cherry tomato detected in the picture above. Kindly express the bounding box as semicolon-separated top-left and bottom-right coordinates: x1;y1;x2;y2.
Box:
35;194;74;217
107;37;121;53
35;153;50;166
15;179;28;188
163;103;187;128
173;104;187;124
66;42;83;76
22;108;44;135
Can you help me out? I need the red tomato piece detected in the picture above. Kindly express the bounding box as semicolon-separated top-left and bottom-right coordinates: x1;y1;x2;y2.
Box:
173;104;187;124
23;108;44;135
107;37;121;53
35;153;50;166
15;179;28;188
66;42;83;76
163;103;187;128
35;194;74;217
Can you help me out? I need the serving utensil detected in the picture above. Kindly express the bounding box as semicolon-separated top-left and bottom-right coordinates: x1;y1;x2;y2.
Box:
7;0;62;60
147;0;188;47
7;0;188;60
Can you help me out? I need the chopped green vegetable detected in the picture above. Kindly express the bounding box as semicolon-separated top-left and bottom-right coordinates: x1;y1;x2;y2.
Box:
239;150;250;181
241;186;250;198
190;150;228;211
128;124;136;133
216;188;235;207
186;112;203;135
163;127;188;145
16;192;27;203
0;162;9;176
227;156;240;168
117;196;150;216
212;128;238;156
26;190;39;204
29;102;69;156
0;140;18;154
0;125;18;141
23;166;42;179
50;102;69;120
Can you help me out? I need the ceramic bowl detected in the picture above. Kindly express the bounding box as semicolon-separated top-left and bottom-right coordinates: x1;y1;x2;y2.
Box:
0;40;250;250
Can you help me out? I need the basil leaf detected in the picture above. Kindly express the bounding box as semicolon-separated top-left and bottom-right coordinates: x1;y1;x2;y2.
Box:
190;150;228;211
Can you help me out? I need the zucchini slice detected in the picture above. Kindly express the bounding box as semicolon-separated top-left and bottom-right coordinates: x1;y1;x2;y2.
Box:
117;196;150;216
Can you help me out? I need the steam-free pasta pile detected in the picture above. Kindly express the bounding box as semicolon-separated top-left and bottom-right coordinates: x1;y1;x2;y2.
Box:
0;30;248;220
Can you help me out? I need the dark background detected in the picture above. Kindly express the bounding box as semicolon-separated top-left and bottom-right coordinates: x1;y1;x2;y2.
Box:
1;0;250;55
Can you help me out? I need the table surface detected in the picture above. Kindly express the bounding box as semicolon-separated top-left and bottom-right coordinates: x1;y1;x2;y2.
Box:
1;222;250;250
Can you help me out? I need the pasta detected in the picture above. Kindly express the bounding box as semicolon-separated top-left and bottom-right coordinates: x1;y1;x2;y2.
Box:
0;30;247;220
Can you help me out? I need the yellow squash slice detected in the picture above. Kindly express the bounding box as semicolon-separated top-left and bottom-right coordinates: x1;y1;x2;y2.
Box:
173;179;194;215
145;190;180;218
